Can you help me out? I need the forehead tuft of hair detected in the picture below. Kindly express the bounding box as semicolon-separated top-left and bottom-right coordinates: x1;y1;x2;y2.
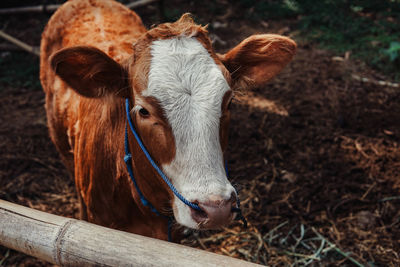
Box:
148;13;208;39
132;14;212;56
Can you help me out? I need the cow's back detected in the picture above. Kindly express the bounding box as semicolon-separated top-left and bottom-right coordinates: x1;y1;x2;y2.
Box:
41;0;145;70
40;0;146;172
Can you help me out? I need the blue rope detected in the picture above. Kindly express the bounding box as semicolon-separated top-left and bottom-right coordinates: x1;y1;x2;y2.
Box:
124;122;173;240
124;125;162;215
125;99;201;211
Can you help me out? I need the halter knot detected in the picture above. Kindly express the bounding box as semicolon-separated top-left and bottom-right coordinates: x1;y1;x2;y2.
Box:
124;154;132;163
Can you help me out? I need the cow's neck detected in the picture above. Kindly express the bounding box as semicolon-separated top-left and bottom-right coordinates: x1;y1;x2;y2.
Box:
75;97;176;241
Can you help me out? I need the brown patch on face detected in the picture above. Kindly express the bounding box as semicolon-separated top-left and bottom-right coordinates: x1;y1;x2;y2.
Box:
123;40;151;98
134;96;176;165
126;94;176;212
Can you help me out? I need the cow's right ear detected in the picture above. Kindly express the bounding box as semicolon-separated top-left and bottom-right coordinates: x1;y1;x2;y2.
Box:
218;34;296;90
50;46;129;98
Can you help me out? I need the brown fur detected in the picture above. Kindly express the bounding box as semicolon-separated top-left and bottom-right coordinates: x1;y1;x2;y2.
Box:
218;34;297;90
41;0;173;240
40;0;296;242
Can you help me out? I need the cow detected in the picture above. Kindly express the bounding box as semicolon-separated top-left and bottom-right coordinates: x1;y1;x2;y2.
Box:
40;0;296;242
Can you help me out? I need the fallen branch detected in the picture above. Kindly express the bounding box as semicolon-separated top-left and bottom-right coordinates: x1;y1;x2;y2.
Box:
0;30;40;56
352;74;399;88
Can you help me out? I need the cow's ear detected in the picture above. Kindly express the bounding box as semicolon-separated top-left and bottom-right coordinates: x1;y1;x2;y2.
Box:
50;46;129;98
218;34;296;90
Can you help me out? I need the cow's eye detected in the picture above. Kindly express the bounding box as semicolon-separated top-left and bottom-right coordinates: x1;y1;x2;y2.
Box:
139;108;150;117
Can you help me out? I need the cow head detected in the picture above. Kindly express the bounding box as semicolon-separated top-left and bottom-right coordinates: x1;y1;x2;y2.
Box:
50;14;296;230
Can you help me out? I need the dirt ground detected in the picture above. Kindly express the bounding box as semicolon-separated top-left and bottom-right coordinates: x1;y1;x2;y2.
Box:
1;1;399;266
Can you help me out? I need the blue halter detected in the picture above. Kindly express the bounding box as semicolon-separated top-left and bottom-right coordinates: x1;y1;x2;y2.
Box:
123;98;247;241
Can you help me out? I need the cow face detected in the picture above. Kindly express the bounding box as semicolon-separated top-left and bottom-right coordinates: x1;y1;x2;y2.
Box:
130;35;235;229
50;14;296;230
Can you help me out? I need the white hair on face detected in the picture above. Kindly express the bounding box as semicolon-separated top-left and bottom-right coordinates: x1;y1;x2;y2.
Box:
144;37;235;228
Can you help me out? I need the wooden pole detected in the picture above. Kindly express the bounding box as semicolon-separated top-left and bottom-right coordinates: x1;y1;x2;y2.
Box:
0;30;40;56
0;200;261;267
0;4;59;15
126;0;159;9
0;43;26;51
0;0;159;15
0;1;160;55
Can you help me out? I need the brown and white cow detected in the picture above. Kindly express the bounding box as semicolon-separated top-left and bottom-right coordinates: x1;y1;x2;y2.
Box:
40;0;296;241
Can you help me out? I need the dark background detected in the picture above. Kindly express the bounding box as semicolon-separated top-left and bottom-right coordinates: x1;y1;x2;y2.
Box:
0;0;399;266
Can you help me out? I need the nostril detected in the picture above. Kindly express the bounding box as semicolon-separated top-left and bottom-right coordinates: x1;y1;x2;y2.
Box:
191;198;235;229
190;206;208;223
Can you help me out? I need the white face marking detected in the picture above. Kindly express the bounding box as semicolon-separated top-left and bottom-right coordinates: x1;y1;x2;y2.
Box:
144;37;235;228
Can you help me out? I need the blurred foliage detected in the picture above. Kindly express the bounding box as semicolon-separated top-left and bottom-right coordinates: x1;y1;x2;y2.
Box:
239;0;400;80
384;41;400;62
0;52;41;89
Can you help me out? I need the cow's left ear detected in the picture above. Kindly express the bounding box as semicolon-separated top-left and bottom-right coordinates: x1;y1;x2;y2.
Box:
218;34;296;90
50;46;129;98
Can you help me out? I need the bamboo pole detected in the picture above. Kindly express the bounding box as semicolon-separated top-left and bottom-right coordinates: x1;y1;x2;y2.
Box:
0;199;261;267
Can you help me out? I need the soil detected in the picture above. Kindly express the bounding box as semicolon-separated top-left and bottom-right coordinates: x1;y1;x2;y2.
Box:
1;1;399;266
